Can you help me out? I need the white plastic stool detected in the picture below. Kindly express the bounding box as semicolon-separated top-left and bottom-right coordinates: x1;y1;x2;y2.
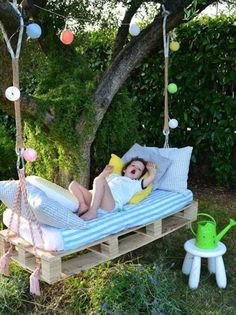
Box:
182;239;227;289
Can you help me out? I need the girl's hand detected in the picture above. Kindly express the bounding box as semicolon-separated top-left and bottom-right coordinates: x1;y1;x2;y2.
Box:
100;165;113;177
142;161;156;188
146;161;157;174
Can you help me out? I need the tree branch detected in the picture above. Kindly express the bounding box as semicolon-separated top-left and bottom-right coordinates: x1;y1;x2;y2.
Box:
0;90;54;126
112;0;143;59
92;0;216;126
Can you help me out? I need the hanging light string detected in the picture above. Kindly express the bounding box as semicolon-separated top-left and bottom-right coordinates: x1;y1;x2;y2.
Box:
32;3;132;26
1;1;158;49
162;5;171;148
33;3;70;20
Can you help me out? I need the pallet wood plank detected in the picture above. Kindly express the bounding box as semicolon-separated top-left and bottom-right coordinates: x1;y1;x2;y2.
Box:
61;251;106;277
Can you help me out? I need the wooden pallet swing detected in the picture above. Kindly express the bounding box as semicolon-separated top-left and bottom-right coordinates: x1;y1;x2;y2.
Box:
0;4;198;296
0;201;198;285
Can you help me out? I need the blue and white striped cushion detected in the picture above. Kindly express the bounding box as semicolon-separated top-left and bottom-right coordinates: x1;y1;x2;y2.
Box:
61;189;193;250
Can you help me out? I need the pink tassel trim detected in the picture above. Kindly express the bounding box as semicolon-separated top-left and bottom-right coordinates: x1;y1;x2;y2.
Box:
30;265;41;296
0;247;12;276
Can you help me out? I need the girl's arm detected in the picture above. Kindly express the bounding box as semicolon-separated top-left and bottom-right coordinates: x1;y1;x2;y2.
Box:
99;165;114;178
142;162;156;188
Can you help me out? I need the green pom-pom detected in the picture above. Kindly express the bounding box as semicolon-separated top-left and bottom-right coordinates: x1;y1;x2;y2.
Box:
168;83;178;94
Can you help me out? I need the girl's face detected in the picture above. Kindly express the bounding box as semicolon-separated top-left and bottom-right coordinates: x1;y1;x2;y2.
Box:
124;160;145;179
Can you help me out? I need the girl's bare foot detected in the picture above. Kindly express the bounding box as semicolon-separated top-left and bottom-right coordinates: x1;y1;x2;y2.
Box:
80;210;97;220
78;202;89;215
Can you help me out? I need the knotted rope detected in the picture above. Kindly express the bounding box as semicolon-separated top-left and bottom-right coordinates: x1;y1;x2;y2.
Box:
0;168;44;295
162;5;170;148
0;2;43;296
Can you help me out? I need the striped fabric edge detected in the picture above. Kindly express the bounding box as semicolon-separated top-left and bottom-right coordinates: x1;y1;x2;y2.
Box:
62;189;193;251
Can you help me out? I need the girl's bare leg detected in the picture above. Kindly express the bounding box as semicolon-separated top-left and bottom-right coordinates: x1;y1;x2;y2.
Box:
68;181;92;215
81;177;115;220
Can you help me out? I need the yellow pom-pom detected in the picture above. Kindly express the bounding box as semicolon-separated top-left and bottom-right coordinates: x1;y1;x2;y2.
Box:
170;41;180;52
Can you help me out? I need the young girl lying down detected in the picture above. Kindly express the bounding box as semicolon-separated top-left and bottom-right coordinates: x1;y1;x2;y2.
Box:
69;157;156;220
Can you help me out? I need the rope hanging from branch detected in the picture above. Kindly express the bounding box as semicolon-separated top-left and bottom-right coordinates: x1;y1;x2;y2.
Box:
162;5;170;148
0;2;43;296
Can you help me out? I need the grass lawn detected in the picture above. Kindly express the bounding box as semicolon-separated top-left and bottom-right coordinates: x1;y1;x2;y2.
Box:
0;184;235;315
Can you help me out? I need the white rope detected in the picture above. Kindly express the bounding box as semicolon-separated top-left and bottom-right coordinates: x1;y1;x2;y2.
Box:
9;2;25;59
162;5;170;148
0;22;15;59
0;3;24;59
163;130;169;148
162;5;170;58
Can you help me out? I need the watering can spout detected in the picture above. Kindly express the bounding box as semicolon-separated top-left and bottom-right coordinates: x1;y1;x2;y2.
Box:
216;219;236;242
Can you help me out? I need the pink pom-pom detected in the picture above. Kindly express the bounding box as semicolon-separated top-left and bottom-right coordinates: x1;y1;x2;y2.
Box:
23;148;37;162
60;30;74;45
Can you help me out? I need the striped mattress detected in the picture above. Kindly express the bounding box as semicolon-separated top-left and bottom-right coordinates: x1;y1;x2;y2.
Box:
3;189;193;251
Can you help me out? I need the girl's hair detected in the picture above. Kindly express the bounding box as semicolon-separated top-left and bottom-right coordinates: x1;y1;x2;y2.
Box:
122;157;147;178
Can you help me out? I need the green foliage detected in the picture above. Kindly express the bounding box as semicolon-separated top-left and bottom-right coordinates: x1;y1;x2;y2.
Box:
88;263;181;314
20;41;96;184
46;262;182;314
125;15;236;186
20;41;49;96
0;265;29;314
81;31;114;74
0;115;16;179
0;202;5;230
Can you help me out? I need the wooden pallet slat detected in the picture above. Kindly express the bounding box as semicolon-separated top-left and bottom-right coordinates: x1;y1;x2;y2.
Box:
101;237;119;256
146;219;162;237
0;201;198;284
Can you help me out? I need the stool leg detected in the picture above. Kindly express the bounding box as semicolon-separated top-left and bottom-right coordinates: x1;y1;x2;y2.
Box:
189;256;201;289
215;256;227;288
208;257;216;274
182;252;193;275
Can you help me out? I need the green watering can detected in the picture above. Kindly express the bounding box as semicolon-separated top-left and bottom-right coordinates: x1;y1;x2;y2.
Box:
190;213;236;249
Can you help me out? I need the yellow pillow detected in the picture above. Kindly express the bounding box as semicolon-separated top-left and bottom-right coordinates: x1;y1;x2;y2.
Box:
108;154;152;204
128;173;152;204
108;153;124;174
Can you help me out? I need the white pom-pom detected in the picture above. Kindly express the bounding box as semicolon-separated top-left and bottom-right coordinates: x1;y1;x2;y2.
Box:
26;23;42;39
168;119;179;129
129;24;141;36
5;86;20;101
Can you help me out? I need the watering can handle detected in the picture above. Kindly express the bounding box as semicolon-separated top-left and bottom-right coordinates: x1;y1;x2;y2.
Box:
190;213;216;236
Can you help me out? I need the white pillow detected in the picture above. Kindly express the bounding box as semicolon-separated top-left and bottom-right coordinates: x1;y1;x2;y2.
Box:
154;146;193;194
26;176;79;212
0;180;87;229
0;180;18;211
122;143;172;190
